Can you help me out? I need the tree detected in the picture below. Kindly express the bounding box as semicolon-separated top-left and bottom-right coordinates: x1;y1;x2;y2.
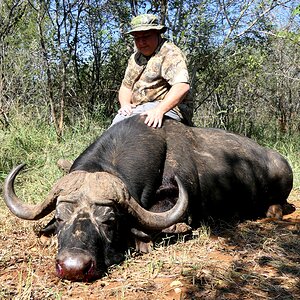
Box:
1;0;299;139
0;0;27;126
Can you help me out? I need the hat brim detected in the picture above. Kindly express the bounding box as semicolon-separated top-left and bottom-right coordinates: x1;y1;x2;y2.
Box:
126;25;167;35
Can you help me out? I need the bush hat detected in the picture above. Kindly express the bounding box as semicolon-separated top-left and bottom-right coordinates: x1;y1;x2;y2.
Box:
126;14;167;35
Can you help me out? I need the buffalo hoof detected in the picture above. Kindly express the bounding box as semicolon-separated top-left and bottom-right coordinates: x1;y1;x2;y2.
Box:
266;203;295;220
162;222;192;234
266;204;283;220
56;250;99;281
135;239;153;253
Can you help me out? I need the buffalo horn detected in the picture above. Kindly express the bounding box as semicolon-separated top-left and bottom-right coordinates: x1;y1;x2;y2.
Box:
3;164;58;220
125;176;188;230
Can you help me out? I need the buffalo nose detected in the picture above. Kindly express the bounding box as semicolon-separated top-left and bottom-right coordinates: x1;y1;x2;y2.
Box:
56;251;96;281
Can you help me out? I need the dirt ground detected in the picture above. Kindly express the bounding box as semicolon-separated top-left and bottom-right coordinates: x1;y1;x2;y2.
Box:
1;190;300;300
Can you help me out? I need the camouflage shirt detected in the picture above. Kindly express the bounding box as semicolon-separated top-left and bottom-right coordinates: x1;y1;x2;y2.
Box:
122;38;193;122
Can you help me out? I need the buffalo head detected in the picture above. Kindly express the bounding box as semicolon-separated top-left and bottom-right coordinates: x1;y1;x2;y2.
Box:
3;164;188;281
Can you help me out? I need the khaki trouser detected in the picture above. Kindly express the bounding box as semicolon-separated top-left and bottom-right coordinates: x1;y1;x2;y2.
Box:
111;101;181;127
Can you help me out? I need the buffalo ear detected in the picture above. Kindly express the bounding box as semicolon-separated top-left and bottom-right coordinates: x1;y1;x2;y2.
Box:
39;217;58;236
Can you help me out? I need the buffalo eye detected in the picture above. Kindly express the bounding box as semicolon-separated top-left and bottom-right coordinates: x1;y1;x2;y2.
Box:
102;218;115;227
55;213;66;227
55;202;74;225
93;205;116;227
56;217;64;224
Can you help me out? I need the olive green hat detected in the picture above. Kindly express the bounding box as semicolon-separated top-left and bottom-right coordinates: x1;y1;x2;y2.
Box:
126;14;167;35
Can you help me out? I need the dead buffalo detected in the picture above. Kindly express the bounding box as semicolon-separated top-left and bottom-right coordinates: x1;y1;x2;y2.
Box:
3;115;294;281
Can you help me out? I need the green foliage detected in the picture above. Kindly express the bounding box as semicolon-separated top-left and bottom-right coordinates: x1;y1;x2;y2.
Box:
292;4;300;15
0;1;299;144
0;108;106;203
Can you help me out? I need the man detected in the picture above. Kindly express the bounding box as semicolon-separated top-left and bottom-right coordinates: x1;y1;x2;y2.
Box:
112;14;193;128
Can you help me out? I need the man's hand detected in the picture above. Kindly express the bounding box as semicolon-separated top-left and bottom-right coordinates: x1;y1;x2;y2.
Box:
141;107;164;128
118;103;136;116
118;84;134;116
140;83;190;128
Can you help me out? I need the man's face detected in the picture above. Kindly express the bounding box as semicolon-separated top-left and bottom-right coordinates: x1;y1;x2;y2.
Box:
132;30;160;57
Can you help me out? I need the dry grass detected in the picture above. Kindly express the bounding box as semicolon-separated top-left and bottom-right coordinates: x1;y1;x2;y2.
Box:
1;190;300;300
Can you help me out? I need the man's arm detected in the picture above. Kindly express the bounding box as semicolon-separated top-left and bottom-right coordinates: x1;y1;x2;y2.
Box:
118;84;136;116
141;82;190;128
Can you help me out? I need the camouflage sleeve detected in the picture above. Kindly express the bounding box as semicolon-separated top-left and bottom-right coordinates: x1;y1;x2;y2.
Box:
162;44;190;86
121;54;136;89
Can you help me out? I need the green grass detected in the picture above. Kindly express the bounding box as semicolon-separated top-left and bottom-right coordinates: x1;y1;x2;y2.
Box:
0;109;106;204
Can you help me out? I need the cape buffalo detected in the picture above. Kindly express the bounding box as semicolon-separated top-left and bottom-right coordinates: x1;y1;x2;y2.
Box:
3;115;294;281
